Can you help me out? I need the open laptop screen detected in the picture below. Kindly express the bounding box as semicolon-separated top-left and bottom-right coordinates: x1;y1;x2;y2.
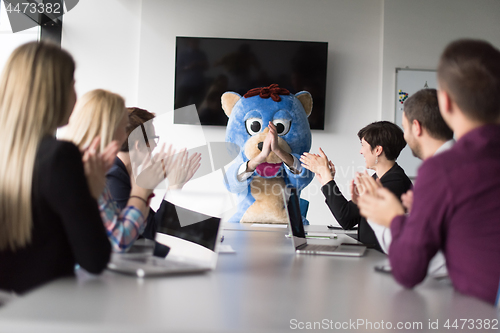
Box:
287;188;306;238
157;203;221;252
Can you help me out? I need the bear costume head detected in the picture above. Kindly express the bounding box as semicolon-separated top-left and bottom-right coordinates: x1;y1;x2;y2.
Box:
222;84;314;224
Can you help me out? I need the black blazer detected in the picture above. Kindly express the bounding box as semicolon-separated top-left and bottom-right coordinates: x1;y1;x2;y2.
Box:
0;137;111;293
321;163;412;252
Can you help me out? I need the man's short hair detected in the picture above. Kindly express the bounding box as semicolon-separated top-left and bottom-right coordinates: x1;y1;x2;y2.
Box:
403;89;453;141
438;39;500;123
357;121;406;161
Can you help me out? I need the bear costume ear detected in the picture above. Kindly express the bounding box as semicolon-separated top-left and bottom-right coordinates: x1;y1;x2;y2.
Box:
221;92;241;117
295;91;313;117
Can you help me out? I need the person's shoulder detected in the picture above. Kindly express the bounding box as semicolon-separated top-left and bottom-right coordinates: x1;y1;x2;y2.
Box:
421;149;452;172
382;163;411;183
380;163;412;194
106;157;128;178
34;138;83;185
416;151;453;183
37;137;81;164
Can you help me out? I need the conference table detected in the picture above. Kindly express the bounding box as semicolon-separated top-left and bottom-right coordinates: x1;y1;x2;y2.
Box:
0;224;498;333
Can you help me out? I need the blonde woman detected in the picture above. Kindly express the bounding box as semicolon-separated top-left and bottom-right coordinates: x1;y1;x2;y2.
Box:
0;42;111;294
61;90;172;252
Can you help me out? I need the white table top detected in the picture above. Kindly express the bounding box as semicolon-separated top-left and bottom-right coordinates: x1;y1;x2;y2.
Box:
0;226;498;333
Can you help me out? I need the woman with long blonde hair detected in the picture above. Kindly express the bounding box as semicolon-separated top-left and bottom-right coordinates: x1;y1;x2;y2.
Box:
61;90;173;252
0;42;111;293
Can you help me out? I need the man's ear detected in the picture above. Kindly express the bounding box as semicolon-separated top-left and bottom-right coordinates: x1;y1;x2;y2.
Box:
437;89;452;116
412;119;423;137
295;91;313;117
221;92;241;117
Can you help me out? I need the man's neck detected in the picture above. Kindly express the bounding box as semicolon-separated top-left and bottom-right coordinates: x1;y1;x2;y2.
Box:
448;109;486;140
420;137;449;160
454;121;485;140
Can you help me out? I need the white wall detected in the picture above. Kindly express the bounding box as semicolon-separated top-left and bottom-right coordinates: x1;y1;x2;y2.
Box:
61;0;500;225
0;1;39;74
137;0;384;226
381;0;500;121
62;0;142;106
380;0;500;183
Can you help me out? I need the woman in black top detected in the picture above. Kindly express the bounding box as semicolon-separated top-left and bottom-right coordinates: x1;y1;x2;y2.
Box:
0;42;111;294
301;121;412;252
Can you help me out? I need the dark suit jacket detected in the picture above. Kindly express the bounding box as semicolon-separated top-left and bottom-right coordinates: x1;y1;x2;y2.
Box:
0;137;111;293
106;157;175;240
321;163;412;252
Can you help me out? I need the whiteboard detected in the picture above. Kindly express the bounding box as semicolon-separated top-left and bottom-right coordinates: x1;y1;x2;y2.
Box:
394;68;437;179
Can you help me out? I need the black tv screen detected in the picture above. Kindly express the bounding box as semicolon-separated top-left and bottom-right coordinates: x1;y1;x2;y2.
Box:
174;37;328;130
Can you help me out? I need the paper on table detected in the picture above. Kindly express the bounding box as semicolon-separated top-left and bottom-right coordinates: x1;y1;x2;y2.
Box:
218;244;236;254
251;224;287;228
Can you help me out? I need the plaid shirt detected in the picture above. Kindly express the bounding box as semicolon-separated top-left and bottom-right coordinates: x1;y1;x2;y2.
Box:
98;186;145;252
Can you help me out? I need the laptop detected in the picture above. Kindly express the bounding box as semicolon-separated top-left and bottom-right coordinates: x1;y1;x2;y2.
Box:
285;188;366;257
107;203;224;277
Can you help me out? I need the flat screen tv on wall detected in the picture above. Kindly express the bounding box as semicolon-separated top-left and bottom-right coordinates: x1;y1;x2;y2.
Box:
174;36;328;130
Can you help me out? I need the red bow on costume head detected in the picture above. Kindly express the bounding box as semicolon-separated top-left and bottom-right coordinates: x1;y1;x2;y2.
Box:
243;84;290;102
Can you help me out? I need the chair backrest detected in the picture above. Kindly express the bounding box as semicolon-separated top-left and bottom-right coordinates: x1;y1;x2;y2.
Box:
299;198;309;218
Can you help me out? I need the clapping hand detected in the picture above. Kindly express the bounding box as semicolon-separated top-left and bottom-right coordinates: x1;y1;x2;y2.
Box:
268;122;281;154
133;144;175;190
300;148;335;186
167;149;202;190
82;137;120;200
356;173;405;228
349;172;381;205
350;179;360;205
254;127;273;165
354;171;382;196
401;190;414;213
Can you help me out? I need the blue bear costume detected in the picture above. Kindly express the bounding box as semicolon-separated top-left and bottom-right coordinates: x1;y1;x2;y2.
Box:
222;84;314;223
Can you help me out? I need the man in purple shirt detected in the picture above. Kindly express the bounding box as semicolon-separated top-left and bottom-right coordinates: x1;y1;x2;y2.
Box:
357;39;500;304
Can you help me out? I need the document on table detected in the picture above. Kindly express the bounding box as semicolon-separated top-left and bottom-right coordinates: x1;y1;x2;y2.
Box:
218;245;236;254
251;224;287;228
